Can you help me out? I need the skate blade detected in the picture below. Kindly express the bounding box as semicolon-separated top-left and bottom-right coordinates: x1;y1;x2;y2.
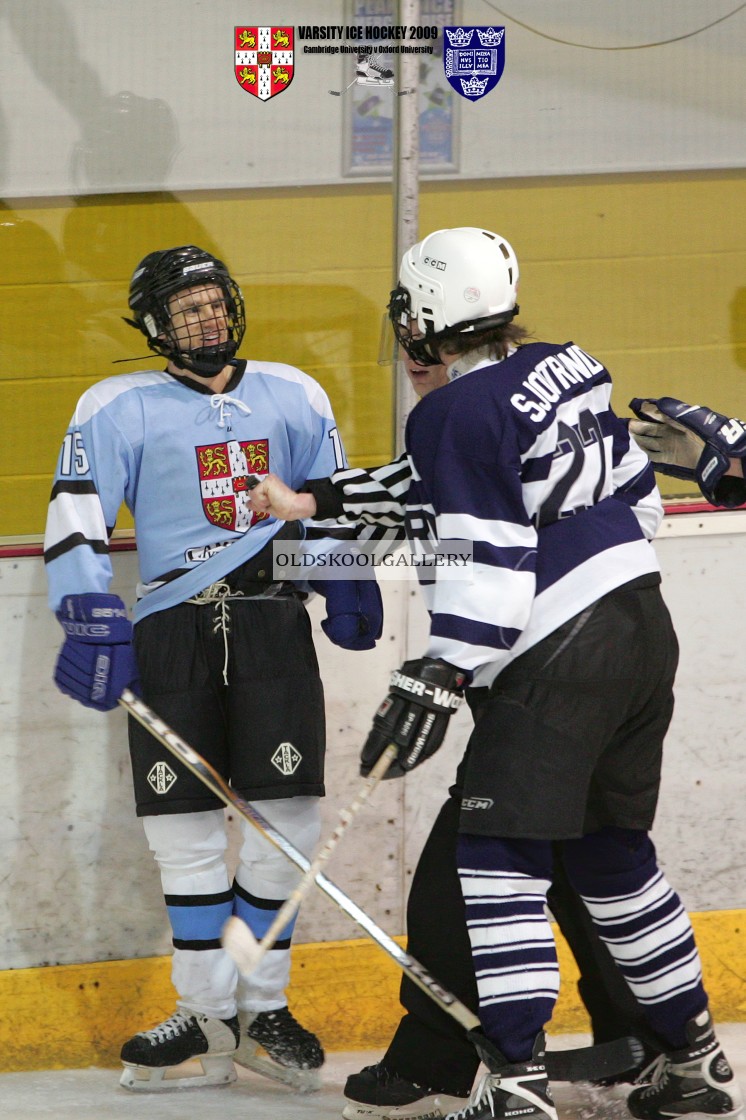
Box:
234;1039;322;1093
355;76;394;86
341;1092;469;1119
119;1054;236;1092
675;1112;746;1120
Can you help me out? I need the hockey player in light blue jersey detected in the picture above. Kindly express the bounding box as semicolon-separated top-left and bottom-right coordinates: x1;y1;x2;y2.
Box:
247;228;743;1120
44;245;382;1093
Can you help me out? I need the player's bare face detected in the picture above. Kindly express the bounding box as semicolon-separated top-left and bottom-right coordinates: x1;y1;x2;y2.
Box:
401;320;448;391
167;284;229;352
404;354;448;398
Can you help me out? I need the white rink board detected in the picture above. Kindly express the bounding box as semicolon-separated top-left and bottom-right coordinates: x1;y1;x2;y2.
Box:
0;0;743;196
0;514;744;971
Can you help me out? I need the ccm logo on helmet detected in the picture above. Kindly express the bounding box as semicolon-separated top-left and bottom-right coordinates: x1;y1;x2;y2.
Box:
423;256;446;271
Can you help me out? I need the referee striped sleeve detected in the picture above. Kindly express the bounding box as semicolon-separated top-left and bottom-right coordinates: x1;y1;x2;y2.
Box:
331;454;411;528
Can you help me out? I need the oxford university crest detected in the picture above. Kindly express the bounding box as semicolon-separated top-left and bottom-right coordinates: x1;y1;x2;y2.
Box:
443;26;505;102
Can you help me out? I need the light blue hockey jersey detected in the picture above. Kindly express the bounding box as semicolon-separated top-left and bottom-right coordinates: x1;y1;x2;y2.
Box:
44;360;347;621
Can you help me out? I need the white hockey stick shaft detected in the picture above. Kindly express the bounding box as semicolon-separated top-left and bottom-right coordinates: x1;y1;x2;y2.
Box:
227;743;397;972
118;688;480;1032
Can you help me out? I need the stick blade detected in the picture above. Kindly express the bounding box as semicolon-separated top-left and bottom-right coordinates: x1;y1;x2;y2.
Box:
544;1036;646;1083
222;916;262;975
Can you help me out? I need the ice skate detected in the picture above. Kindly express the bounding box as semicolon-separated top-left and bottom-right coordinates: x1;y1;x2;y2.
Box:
342;1060;470;1119
234;1006;324;1092
119;1009;239;1091
356;53;395;86
627;1009;744;1120
442;1034;557;1120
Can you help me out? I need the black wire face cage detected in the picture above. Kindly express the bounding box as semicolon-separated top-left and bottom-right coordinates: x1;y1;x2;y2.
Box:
127;248;247;378
388;284;519;368
155;275;246;377
387;286;444;366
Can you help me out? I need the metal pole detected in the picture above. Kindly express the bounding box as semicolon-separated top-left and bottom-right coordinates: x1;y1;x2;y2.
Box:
393;0;421;455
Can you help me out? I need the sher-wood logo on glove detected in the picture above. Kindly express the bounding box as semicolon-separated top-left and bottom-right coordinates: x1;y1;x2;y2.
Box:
389;668;466;710
361;658;469;780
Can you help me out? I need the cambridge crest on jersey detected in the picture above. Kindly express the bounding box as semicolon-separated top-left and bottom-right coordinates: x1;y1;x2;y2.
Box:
443;26;505;102
196;439;269;532
235;26;294;100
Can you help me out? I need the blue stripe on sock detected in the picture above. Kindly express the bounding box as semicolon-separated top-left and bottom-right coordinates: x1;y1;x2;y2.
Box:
232;894;298;943
165;898;234;942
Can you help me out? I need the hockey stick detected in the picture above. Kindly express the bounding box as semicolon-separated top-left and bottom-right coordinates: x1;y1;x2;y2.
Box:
222;742;397;974
118;688;643;1083
328;77;357;96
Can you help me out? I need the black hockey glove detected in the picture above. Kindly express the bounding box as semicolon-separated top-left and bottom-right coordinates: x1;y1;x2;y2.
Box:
360;657;468;780
629;396;746;507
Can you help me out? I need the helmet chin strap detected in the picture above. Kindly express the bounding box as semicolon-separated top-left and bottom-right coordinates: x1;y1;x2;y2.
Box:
167;341;238;378
401;335;444;366
394;305;520;368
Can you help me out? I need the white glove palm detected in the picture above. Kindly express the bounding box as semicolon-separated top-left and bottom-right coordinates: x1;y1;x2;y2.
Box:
628;402;704;470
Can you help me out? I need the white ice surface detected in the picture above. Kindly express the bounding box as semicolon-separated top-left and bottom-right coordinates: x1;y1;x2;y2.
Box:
0;1028;744;1119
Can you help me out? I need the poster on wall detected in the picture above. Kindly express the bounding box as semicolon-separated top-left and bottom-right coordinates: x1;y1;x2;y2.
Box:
342;0;459;177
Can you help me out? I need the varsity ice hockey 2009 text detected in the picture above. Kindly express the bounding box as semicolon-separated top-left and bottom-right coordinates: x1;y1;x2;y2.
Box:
303;44;434;54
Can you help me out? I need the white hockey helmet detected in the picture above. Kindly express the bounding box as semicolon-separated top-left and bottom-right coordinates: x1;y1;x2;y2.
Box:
389;227;519;364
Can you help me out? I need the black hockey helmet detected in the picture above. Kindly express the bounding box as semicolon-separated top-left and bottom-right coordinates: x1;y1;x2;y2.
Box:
124;245;246;377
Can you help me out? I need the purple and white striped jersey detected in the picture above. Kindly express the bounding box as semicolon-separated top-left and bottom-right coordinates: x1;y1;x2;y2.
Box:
327;341;662;689
406;341;662;686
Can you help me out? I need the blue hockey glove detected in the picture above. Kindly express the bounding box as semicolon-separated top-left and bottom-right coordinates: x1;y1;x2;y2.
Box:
360;657;468;779
629;397;746;507
54;593;139;712
310;579;383;651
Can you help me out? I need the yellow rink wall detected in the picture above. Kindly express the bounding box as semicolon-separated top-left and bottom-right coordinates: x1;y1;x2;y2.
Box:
1;169;746;537
0;912;743;1072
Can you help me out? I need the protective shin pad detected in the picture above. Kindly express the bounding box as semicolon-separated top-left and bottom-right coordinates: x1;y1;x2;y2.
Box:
562;828;707;1050
457;834;557;1062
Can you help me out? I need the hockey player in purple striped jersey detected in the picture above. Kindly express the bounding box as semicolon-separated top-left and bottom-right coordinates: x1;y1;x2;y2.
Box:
248;228;743;1120
268;355;663;1118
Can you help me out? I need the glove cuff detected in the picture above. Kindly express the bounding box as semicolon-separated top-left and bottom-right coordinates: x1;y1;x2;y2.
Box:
56;593;132;644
